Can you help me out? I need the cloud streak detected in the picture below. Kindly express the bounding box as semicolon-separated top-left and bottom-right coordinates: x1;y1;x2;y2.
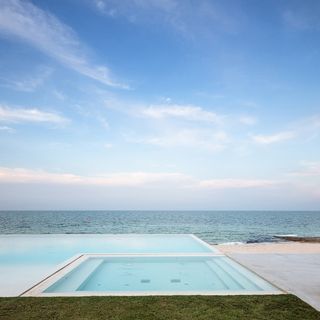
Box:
252;131;295;144
0;126;14;132
289;162;320;177
0;167;280;190
140;104;221;123
251;114;320;146
0;66;53;92
126;128;228;151
0;105;67;124
239;116;257;126
0;167;190;187
0;0;127;88
91;0;241;37
198;179;278;189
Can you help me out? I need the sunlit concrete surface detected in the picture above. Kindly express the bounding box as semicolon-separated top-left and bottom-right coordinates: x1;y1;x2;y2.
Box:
225;253;320;311
0;265;58;296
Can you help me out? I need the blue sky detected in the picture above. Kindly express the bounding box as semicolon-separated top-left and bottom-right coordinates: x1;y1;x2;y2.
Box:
0;0;319;210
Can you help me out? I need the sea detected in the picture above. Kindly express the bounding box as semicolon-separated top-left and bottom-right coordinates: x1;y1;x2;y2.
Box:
0;210;319;244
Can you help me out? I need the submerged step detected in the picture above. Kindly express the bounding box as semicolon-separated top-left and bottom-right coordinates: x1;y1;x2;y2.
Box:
206;260;244;290
44;258;104;293
214;258;261;291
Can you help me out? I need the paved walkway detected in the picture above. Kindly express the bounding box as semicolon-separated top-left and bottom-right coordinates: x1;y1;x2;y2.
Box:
223;252;320;311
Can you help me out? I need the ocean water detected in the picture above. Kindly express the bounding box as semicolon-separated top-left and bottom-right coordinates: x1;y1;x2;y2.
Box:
0;210;319;244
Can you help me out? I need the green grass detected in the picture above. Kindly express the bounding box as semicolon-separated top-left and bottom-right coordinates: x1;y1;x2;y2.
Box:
0;295;319;320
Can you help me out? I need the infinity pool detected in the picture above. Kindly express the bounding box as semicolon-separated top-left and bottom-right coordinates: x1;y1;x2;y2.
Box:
0;234;280;297
0;234;215;296
40;255;278;295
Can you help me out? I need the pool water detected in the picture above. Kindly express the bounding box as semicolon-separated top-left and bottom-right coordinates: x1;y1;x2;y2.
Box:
44;256;277;294
0;234;215;264
0;234;280;296
0;234;216;296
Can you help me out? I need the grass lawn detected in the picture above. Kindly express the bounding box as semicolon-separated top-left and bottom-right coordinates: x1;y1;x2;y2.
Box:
0;295;319;320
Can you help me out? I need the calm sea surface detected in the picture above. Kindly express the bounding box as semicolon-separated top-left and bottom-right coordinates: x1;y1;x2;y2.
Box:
0;211;319;244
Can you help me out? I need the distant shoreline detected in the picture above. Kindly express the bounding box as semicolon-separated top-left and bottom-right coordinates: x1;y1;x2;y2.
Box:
274;236;320;243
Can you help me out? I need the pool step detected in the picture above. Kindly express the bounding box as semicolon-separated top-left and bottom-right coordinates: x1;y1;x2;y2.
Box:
221;258;276;291
206;260;242;290
44;258;104;293
213;258;261;291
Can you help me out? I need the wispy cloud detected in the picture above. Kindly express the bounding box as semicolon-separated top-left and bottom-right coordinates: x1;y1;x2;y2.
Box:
0;126;15;133
90;0;242;37
0;167;190;187
104;143;113;149
94;0;178;16
289;162;320;177
0;166;279;190
53;90;66;101
102;94;225;124
98;117;110;129
140;104;221;123
0;0;127;88
252;131;295;144
0;66;53;92
239;115;257;126
127;128;229;151
99;94;263;151
251;114;320;145
92;0;177;22
0;105;67;124
298;115;320;138
198;178;278;189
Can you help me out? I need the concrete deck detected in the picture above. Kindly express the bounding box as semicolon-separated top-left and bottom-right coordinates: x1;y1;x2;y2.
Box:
216;244;320;311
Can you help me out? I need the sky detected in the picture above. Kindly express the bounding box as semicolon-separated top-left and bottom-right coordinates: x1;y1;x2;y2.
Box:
0;0;319;210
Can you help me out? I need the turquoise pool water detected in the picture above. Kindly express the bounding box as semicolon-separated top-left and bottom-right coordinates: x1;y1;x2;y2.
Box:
44;256;278;294
0;234;215;296
0;234;214;264
0;234;280;296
